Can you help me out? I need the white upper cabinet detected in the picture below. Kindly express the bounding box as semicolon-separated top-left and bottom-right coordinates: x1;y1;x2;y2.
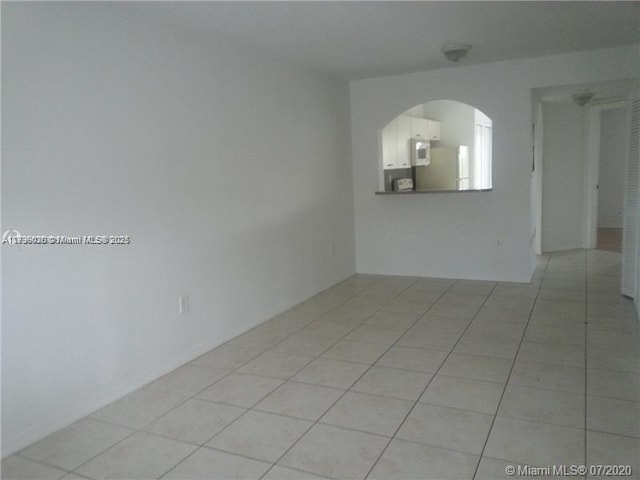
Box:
426;119;441;140
382;115;441;170
410;116;428;140
382;118;398;169
397;115;411;168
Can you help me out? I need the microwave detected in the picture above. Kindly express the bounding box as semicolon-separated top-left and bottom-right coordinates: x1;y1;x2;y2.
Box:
411;139;430;167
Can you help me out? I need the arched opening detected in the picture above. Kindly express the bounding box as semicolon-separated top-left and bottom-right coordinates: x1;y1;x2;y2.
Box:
379;99;492;193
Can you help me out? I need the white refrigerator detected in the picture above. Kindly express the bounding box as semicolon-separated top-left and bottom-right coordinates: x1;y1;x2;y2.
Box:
415;145;470;191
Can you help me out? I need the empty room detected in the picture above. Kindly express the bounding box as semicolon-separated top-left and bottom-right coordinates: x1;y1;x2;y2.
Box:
2;2;639;479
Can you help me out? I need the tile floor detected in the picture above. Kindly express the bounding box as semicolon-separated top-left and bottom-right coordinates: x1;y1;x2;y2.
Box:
3;249;639;480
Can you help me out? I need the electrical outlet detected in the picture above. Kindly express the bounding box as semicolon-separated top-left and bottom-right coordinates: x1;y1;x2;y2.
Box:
179;295;190;314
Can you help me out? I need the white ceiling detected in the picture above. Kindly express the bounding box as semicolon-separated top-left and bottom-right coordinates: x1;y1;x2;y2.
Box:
122;1;640;80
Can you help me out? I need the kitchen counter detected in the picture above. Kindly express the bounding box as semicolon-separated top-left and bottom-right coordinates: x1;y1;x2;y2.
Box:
375;188;492;195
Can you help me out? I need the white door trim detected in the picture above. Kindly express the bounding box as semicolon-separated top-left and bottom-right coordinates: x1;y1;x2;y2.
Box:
583;99;628;249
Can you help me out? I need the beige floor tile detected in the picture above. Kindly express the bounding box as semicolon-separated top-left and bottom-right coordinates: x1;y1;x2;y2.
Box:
414;314;472;335
464;320;526;341
381;298;432;315
279;424;388;480
454;334;520;359
364;310;421;329
396;403;493;455
18;418;132;471
75;432;196;479
376;345;448;373
482;296;536;311
529;312;586;329
320;391;412;437
537;288;585;302
144;364;230;396
419;374;504;414
163;447;271;479
524;324;585;346
587;396;640;437
261;465;331;479
586;431;640;478
271;334;337;356
90;389;186;429
516;341;585;368
509;360;585;394
196;373;283;407
368;439;478;480
439;353;512;383
189;345;264;370
491;284;540;298
254;381;344;421
588;330;640;352
589;302;638;319
207;410;312;462
438;291;489;306
143;398;245;444
474;306;531;324
484;417;584;467
587;315;640;333
297;319;359;340
449;280;496;295
352;366;432;401
1;455;68;480
588;347;640;374
237;351;314;379
427;302;481;319
587;369;640;401
397;328;460;351
498;385;585;428
225;328;289;351
474;456;537;480
292;358;369;389
321;339;389;364
343;324;406;346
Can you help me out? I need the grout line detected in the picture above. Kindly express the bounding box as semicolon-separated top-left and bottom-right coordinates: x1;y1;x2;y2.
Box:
585;249;590;470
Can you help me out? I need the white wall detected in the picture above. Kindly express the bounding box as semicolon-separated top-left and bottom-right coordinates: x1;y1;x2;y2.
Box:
351;45;639;282
2;3;354;454
541;102;586;252
598;107;628;228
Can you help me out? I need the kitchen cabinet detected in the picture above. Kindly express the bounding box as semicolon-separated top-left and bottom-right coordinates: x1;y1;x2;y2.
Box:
397;115;411;168
426;119;441;140
382;115;440;169
410;117;428;140
382;119;398;169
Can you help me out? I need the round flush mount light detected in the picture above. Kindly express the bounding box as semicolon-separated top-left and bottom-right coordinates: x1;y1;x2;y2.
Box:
441;43;472;62
572;90;596;107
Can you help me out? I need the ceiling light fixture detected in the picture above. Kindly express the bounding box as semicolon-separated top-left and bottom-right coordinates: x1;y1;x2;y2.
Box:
441;43;472;63
572;91;596;106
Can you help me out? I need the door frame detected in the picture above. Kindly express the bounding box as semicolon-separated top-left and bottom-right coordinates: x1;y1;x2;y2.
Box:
583;99;628;249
